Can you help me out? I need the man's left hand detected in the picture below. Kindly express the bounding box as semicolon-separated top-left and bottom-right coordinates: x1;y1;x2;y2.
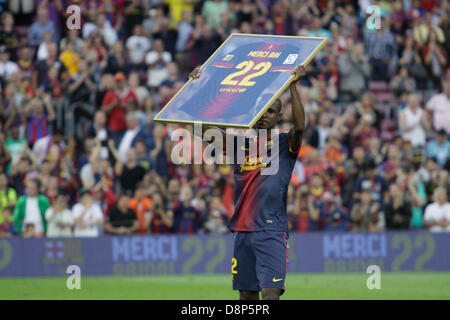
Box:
290;65;306;84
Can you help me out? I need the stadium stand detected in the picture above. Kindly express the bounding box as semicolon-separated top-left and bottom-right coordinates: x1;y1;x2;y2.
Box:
0;0;449;239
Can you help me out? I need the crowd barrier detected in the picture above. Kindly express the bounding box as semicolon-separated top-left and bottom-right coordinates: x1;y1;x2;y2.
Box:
0;231;449;277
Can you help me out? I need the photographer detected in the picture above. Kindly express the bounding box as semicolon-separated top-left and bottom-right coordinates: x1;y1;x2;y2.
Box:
148;191;173;234
350;184;382;232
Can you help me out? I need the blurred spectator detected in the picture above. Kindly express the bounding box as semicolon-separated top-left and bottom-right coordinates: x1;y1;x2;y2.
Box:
145;38;172;88
0;132;11;174
338;41;370;102
353;159;388;209
67;59;96;104
399;93;431;148
203;196;228;234
316;191;348;231
427;129;450;167
105;41;127;75
60;29;85;54
128;182;152;234
128;72;149;104
0;45;19;81
34;43;68;89
117;112;151;162
403;165;427;228
413;11;445;46
0;206;15;237
126;24;151;71
45;191;73;237
390;66;417;97
32;129;65;170
87;111;109;160
202;0;228;28
59;41;80;77
101;72;138;145
13;179;50;236
421;30;448;89
24;95;56;146
351;185;382;232
175;9;194;74
105;193;138;235
124;0;146;35
0;12;19;60
17;47;35;80
110;140;145;196
187;22;221;67
0;173;17;220
426;80;450;134
149;124;170;177
72;189;103;237
172;185;201;234
309;113;331;153
385;183;412;230
424;187;450;232
36;31;54;61
364;17;397;80
352;112;378;151
149;191;174;234
135;139;151;171
27;8;58;46
307;17;331;38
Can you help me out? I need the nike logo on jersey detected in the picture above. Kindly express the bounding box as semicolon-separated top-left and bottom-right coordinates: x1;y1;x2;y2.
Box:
272;277;283;282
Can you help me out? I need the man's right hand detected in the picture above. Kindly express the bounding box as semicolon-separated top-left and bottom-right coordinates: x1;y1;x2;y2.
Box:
189;67;201;79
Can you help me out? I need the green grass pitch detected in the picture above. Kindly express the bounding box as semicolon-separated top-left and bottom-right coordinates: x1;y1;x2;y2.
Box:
1;273;449;299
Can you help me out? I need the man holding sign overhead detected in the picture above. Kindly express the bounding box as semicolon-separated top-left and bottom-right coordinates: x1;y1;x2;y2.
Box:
190;64;306;300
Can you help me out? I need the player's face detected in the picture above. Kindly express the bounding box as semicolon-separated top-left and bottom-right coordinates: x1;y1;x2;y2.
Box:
257;105;281;130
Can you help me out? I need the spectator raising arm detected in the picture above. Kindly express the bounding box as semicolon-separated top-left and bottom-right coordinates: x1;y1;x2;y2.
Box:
108;139;123;177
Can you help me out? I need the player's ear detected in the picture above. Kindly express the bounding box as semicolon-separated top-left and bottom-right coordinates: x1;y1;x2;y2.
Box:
278;112;283;120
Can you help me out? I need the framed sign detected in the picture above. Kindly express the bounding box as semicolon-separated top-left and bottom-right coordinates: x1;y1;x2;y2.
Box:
153;33;328;128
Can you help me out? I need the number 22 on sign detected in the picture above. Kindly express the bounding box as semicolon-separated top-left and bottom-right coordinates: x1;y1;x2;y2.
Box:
221;60;272;87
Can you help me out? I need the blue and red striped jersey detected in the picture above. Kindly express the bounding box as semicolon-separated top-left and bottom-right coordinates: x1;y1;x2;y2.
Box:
229;132;300;233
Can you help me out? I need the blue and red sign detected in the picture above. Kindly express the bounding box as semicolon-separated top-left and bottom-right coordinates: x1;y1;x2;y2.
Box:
154;34;328;128
1;232;449;277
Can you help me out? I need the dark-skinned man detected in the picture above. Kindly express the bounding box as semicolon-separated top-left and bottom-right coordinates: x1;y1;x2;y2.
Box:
190;65;306;300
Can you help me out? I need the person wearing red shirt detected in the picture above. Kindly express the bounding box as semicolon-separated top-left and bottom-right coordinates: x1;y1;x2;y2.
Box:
101;72;138;145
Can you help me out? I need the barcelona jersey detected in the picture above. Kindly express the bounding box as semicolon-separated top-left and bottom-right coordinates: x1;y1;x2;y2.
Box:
229;132;300;233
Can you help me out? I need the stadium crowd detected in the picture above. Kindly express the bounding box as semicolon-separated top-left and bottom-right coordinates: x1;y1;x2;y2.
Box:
0;0;449;238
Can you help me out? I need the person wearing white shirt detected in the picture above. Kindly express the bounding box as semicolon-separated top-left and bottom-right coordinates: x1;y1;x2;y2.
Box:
24;196;43;234
72;189;104;237
0;47;19;80
118;113;141;162
126;25;151;68
399;93;431;147
45;193;73;237
145;38;172;87
83;14;117;46
424;188;450;232
426;80;450;135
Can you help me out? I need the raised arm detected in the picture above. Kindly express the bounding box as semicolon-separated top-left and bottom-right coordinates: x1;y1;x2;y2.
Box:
288;66;307;153
189;67;227;150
